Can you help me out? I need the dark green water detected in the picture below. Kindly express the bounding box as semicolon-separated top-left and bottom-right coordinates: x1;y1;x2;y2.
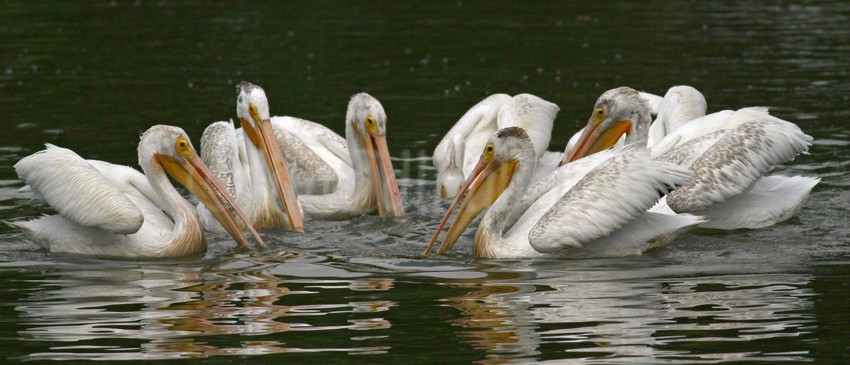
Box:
1;1;848;363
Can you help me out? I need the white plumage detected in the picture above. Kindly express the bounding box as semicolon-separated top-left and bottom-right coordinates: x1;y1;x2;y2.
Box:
646;85;708;147
269;93;404;219
201;83;403;221
8;125;263;258
565;86;819;229
425;127;704;259
199;82;304;233
433;93;561;199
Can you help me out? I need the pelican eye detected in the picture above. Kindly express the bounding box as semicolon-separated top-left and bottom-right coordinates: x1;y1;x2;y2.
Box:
365;115;378;134
248;103;261;123
483;143;495;161
594;108;605;124
175;137;193;158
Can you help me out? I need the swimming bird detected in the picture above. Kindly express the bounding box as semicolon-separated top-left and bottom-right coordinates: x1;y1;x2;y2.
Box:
425;126;704;259
434;94;510;199
199;82;304;233
270;92;404;218
563;86;819;229
8;125;264;258
434;93;561;199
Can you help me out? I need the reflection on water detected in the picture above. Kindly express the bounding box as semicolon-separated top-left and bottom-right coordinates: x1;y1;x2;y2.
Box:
0;244;830;363
1;0;849;363
15;255;395;360
443;268;816;364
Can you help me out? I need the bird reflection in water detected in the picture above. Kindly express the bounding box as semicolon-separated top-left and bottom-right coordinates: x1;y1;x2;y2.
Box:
442;271;543;363
14;256;397;360
437;265;817;363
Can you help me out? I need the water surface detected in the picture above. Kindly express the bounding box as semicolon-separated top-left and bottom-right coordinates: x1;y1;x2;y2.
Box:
1;1;848;363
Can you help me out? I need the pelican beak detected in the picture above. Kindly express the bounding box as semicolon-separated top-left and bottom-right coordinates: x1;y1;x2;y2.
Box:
157;150;267;249
242;113;305;232
356;127;405;218
423;157;517;255
562;119;632;164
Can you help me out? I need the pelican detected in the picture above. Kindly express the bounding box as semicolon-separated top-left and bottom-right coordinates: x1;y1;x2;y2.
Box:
434;94;510;199
199;82;304;233
7;125;264;258
434;93;560;199
557;87;684;165
269;92;404;218
564;86;819;229
424;127;704;259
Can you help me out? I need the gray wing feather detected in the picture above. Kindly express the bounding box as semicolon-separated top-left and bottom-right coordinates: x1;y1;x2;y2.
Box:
201;121;239;197
529;149;691;253
661;117;811;212
271;118;340;195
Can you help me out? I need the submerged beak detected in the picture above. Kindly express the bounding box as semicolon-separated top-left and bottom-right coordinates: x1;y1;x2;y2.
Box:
562;119;632;165
357;128;405;218
157;151;267;249
242;115;305;232
423;157;517;255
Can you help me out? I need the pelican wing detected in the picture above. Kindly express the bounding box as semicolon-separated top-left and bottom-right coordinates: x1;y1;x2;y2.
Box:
273;116;349;161
497;94;558;159
659;117;812;213
528;149;691;253
435;94;510;176
271;116;342;195
200;121;241;198
14;144;144;234
88;159;160;205
649;110;733;155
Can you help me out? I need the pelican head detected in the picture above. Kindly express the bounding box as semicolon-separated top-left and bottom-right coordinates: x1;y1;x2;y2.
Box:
235;81;304;232
346;93;405;218
563;86;651;164
425;126;533;255
140;125;266;249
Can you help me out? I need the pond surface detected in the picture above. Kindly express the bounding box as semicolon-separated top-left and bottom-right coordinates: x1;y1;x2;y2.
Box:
1;1;848;363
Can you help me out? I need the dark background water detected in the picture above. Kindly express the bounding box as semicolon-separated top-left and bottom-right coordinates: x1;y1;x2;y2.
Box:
1;1;848;363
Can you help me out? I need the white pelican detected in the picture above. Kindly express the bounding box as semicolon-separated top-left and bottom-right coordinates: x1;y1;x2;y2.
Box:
199;82;304;233
424;127;704;259
553;89;660;164
7;125;264;258
433;93;560;199
564;86;819;229
434;94;510;199
270;92;404;218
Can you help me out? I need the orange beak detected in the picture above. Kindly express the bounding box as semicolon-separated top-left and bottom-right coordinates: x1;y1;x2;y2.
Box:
157;150;267;249
242;116;305;232
354;126;405;218
562;119;632;165
424;156;516;255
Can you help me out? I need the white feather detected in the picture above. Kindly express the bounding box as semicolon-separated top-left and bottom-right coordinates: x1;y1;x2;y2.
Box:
497;93;559;159
529;149;692;252
14;144;143;234
661;117;812;212
8;125;213;258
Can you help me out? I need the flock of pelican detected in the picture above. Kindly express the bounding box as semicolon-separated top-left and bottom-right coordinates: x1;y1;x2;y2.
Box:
7;82;817;259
